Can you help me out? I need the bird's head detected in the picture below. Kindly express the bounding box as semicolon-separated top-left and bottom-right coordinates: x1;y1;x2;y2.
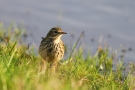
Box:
46;27;67;40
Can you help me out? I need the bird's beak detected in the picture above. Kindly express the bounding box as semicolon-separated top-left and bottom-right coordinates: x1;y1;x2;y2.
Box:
59;32;67;34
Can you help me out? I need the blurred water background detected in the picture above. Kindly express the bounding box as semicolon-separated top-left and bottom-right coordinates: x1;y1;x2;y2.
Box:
0;0;135;62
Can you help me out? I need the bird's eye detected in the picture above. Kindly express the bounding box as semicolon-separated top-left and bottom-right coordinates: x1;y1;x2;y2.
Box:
54;31;58;33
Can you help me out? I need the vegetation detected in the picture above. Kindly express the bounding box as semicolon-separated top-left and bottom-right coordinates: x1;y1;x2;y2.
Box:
0;23;135;90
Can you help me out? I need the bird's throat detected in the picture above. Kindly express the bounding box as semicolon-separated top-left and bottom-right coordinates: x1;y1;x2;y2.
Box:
54;35;62;43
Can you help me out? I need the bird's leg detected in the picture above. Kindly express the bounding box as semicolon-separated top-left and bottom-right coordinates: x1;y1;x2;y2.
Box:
50;62;57;75
40;59;47;74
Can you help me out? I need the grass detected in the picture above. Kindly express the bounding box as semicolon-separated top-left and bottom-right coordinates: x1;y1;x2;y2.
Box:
0;23;135;90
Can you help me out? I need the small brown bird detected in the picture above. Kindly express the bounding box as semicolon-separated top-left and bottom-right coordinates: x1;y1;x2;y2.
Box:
38;27;67;74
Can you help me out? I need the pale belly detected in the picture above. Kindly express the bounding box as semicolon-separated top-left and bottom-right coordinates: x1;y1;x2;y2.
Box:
39;41;64;63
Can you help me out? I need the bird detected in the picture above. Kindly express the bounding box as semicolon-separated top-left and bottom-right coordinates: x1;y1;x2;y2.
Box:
38;27;67;74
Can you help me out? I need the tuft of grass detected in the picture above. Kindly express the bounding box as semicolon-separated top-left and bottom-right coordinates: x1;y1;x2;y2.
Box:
0;23;135;90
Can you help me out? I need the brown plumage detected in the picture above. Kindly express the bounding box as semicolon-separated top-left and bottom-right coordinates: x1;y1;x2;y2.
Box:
38;27;67;74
